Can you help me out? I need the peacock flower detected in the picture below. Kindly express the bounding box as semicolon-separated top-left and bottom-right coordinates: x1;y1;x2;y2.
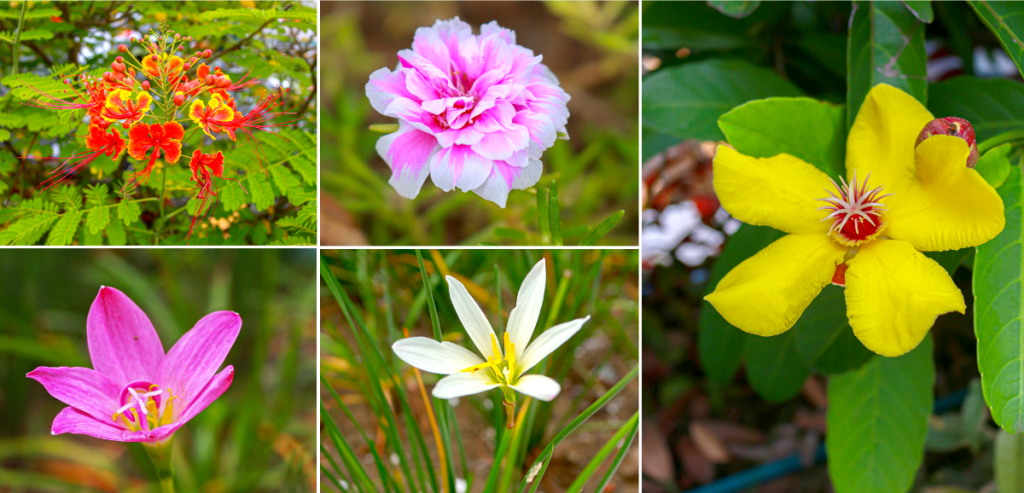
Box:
26;287;240;442
102;89;152;128
366;17;571;207
189;94;240;140
142;53;184;79
38;124;125;190
216;89;298;172
126;122;184;186
704;84;1005;357
392;259;589;427
185;150;246;244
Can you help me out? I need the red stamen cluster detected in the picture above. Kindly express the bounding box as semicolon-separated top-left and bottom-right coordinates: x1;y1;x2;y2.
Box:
816;170;892;246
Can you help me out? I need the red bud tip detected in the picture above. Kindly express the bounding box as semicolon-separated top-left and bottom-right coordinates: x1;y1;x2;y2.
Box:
116;56;124;63
916;117;980;168
122;122;130;129
173;94;184;106
183;63;191;71
202;49;212;58
118;44;128;53
142;81;151;91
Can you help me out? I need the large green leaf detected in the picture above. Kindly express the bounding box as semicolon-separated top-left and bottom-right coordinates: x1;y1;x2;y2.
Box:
974;165;1024;433
643;59;802;141
718;97;846;177
641;1;749;51
793;285;874;375
698;224;783;386
847;0;928;129
743;328;809;403
827;335;934;493
929;77;1024;142
969;1;1024;78
707;1;760;19
902;1;934;23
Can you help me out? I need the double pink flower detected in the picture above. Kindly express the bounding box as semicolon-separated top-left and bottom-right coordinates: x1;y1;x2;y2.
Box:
27;287;240;442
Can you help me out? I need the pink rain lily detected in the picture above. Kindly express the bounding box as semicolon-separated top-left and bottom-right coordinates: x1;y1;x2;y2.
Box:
366;17;571;207
27;287;240;442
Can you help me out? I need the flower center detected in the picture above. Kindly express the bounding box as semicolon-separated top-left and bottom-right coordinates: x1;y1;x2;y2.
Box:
112;380;179;432
460;332;517;386
816;170;892;247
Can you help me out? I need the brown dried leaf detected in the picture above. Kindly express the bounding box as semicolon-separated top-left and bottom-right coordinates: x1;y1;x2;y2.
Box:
634;416;675;481
689;422;730;463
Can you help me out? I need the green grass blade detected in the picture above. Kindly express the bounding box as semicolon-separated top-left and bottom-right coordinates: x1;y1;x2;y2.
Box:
563;411;639;493
592;415;639;493
578;210;625;246
517;364;639;493
548;180;562;246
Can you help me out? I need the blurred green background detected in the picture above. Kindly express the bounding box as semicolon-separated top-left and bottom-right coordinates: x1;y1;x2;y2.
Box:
0;249;317;492
321;1;639;246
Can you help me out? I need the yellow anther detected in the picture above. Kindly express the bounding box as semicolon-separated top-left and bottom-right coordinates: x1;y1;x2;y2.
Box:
461;361;493;373
490;333;502;361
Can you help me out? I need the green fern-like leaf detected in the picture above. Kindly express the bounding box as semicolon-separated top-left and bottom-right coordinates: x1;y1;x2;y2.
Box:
220;180;248;211
0;8;61;19
269;236;315;246
51;186;83;211
0;29;54;43
197;7;316;24
297;203;315;227
248;175;274;210
0;213;58;245
46;211;82;246
276;217;315;236
269;166;303;201
117;201;141;225
86;184;110;234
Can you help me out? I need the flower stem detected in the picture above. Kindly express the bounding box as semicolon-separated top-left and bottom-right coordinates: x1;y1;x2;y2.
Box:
154;165;168;245
143;437;175;493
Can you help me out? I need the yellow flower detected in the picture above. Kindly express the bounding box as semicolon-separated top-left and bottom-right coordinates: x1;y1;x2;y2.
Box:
704;84;1005;357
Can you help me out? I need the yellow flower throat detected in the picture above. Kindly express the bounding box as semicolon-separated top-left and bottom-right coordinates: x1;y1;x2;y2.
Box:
460;332;517;386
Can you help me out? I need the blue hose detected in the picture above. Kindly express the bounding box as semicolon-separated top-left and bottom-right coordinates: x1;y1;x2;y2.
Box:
682;389;968;493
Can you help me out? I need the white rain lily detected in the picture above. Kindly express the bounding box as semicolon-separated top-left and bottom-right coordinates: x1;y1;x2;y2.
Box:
392;259;590;425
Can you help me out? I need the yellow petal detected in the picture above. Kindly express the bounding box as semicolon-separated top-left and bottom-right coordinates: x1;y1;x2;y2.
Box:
883;135;1005;251
845;239;965;357
705;233;846;336
712;145;835;235
846;84;934;198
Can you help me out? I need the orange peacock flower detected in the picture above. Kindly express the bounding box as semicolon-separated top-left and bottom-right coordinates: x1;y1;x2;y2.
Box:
102;90;152;127
188;94;240;139
125;122;184;187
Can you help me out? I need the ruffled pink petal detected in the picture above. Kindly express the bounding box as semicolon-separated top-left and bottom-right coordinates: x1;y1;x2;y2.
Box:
87;287;165;386
429;145;492;192
27;366;120;423
366;68;416;115
471;124;530;161
515;111;557;159
156;311;240;406
378;122;441;199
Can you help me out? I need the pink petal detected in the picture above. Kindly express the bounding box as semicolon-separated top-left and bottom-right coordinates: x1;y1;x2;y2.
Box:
156;311;240;406
87;286;165;386
27;366;120;424
429;145;492;192
129;365;235;442
471;124;530;161
473;158;543;208
366;68;416;115
51;406;134;441
378;122;440;199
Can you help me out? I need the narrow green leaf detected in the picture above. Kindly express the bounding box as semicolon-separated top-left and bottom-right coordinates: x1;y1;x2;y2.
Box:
827;335;934;493
969;1;1024;78
847;0;928;129
46;211;81;246
903;1;934;23
699;225;783;386
578;210;624;246
974;165;1024;433
996;429;1024;493
929;78;1024;142
707;0;760;19
975;143;1013;189
718;97;846;177
548;180;562;246
106;217;126;246
563;411;639;492
643;59;802;141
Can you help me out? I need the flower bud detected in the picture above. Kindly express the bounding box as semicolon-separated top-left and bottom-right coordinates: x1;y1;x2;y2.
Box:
916;117;980;168
205;75;215;85
142;81;151;91
131;36;138;43
118;44;128;53
122;122;130;129
188;57;197;65
173;93;184;106
174;33;181;41
103;71;113;83
115;56;124;63
202;49;212;58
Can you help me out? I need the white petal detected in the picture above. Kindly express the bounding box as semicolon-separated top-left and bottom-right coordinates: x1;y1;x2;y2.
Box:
432;372;498;399
510;374;561;402
506;258;546;359
392;337;485;375
471;158;543;208
446;275;500;360
518;316;590;373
